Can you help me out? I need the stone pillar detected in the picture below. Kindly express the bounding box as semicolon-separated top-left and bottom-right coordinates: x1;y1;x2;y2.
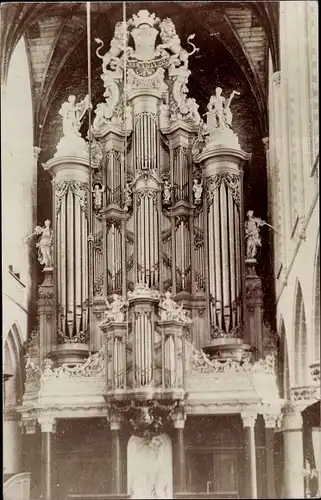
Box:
109;414;122;495
263;413;277;499
282;403;304;498
242;411;258;499
173;408;186;494
21;419;37;474
3;408;22;474
38;416;56;500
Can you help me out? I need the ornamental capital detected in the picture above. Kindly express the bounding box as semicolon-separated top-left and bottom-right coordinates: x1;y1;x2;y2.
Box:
38;415;56;433
263;413;278;429
241;410;257;428
272;71;281;87
20;418;38;434
33;146;41;160
262;137;269;151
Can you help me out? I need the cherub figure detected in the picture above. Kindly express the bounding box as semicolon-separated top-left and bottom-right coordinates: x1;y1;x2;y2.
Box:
163;180;172;205
124;182;133;211
92;183;105;210
59;95;90;137
193;178;203;204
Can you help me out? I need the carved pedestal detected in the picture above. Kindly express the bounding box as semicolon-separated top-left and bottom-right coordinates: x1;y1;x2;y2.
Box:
100;321;127;398
156;320;187;399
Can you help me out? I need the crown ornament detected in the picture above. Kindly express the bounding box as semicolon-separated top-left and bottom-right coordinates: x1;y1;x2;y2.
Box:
129;10;160;28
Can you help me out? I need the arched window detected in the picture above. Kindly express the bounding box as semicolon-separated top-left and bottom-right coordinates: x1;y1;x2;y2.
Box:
3;324;24;407
294;281;308;386
278;318;290;399
2;36;34;286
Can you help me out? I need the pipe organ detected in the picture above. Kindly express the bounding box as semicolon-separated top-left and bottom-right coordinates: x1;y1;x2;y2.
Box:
43;8;251;386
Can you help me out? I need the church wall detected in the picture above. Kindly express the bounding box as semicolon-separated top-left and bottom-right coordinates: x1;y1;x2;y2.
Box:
268;1;319;389
2;36;37;477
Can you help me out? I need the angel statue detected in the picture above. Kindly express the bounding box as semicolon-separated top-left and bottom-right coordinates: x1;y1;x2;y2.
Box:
25;220;53;269
58;94;90;137
92;183;105;210
245;210;277;260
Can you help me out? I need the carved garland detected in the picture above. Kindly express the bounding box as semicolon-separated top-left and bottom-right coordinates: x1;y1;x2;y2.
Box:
206;173;240;207
55;180;89;218
135;189;158;207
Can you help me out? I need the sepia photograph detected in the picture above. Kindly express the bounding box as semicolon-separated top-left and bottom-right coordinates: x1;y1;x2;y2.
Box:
1;1;319;499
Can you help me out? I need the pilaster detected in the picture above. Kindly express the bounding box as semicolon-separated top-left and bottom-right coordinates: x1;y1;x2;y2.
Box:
281;402;304;498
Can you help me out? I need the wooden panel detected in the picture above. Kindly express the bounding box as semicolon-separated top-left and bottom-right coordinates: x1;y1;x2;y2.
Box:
187;450;240;496
213;452;238;494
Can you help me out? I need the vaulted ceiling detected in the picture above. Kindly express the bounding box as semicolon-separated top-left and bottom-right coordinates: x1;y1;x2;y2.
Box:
1;1;279;142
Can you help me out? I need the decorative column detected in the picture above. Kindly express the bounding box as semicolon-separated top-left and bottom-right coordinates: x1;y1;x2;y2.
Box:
38;416;56;500
109;412;122;495
245;258;264;360
194;90;250;358
43;153;90;364
282;403;304;498
263;413;277;499
172;407;186;494
241;411;258;499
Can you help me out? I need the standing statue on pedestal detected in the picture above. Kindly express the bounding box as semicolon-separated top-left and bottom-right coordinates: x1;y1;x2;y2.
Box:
163;180;172;205
193;178;203;204
59;95;90;137
206;87;240;130
26;220;53;269
92;183;105;210
124;182;133;211
245;210;278;260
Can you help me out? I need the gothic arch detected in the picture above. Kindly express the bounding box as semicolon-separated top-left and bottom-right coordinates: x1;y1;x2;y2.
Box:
278;317;290;399
3;323;24;406
293;280;308;386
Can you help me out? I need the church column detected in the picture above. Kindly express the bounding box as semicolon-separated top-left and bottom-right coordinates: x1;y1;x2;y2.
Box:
109;413;122;495
282;403;304;498
38;416;56;500
172;408;186;494
241;411;258;499
3;408;22;475
263;413;277;499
